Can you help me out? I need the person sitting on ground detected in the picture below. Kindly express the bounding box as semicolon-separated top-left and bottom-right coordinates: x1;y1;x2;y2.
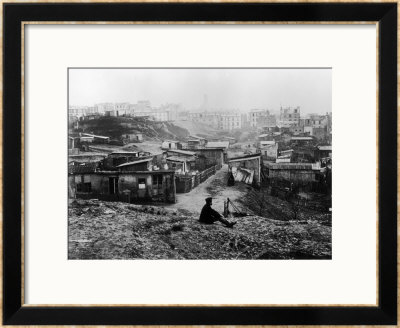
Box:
199;197;236;228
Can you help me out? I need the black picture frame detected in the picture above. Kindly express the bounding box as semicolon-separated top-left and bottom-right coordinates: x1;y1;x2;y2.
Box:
3;2;397;325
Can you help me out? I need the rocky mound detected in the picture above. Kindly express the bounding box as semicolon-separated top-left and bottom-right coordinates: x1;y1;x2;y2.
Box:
68;199;331;260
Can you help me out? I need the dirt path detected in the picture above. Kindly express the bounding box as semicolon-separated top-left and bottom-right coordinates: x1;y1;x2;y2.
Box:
169;164;249;215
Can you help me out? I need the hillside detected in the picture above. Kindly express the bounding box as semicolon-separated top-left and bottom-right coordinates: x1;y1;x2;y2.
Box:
69;199;332;260
77;116;190;141
172;120;219;138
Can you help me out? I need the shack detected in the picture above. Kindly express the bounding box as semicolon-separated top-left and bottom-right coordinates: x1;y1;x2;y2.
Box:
80;133;111;144
318;145;332;159
205;142;229;162
117;158;153;172
124;133;143;142
193;147;224;170
187;135;207;148
164;149;196;158
290;136;314;145
266;162;321;184
228;153;262;187
102;151;141;169
69;166;176;203
166;156;197;173
259;142;278;160
161;140;182;150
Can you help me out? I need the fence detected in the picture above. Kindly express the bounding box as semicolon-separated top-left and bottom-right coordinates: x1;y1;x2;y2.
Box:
175;164;222;193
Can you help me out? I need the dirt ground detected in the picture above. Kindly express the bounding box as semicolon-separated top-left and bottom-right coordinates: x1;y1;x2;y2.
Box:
169;165;248;215
69;199;332;260
68;164;332;260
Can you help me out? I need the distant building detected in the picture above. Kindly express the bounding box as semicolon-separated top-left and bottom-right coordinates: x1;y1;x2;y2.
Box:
115;102;130;116
219;113;241;130
132;111;168;121
160;103;182;121
96;103;115;115
290;125;304;135
187;112;220;129
249;109;276;128
69;106;99;118
304;126;328;140
249;109;264;127
279;106;300;126
135;100;152;112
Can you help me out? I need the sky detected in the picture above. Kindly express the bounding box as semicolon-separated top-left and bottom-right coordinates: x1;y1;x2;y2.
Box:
69;68;332;114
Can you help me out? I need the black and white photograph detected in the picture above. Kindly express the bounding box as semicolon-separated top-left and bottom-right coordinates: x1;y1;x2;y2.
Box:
68;68;332;260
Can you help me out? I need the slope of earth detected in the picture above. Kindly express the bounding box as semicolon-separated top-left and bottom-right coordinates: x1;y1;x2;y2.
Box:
77;116;190;141
173;120;219;137
69;199;332;260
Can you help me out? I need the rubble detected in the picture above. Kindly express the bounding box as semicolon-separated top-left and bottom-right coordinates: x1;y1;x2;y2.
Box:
69;199;331;260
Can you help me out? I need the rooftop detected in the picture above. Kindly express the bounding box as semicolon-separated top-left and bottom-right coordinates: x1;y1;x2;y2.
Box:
318;145;332;151
206;141;230;149
69;153;107;158
166;156;196;162
117;158;152;167
166;149;196;156
110;151;139;156
81;133;110;140
68;162;98;174
291;137;314;140
228;153;261;162
162;140;180;143
260;141;275;146
268;163;320;170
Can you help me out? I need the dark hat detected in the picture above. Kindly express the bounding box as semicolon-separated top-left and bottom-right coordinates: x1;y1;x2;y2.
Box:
205;197;213;203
